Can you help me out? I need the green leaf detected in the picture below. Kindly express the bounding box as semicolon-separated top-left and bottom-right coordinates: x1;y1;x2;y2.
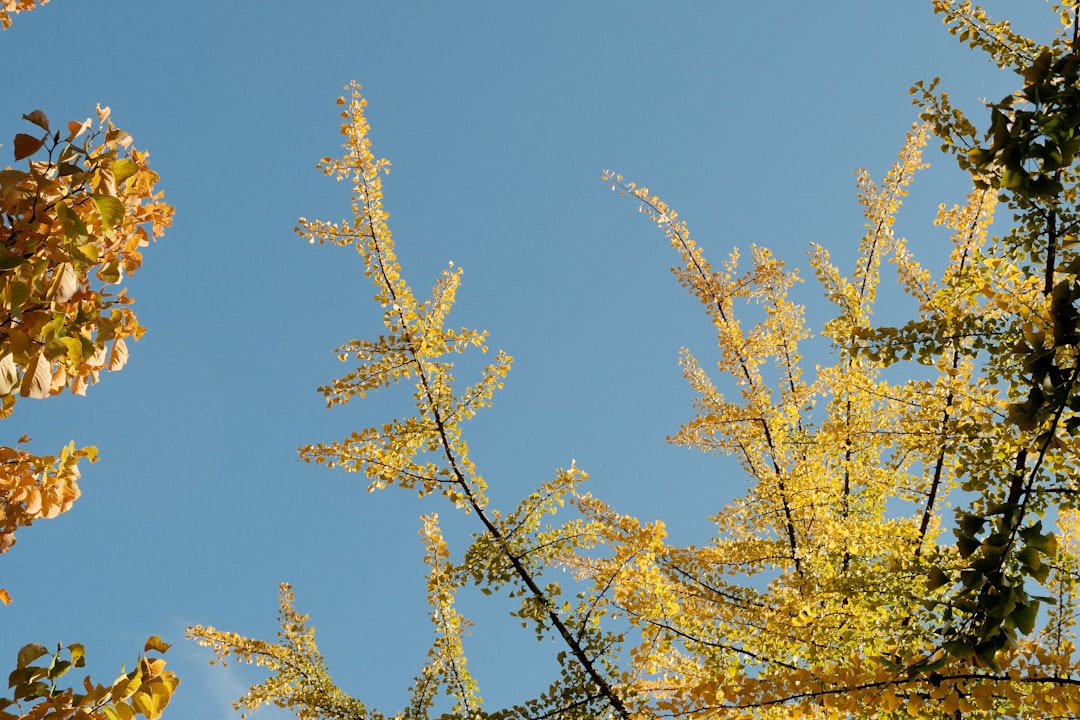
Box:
942;640;974;660
0;252;24;271
58;203;88;241
911;654;949;674
47;659;71;680
926;567;950;591
98;261;121;284
1024;530;1059;556
1006;602;1039;634
92;194;125;230
69;643;85;668
958;513;987;536
957;533;981;559
1017;545;1041;573
111;158;138;184
974;642;1001;669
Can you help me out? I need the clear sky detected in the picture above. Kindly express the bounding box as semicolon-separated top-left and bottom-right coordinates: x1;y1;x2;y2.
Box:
0;2;1058;718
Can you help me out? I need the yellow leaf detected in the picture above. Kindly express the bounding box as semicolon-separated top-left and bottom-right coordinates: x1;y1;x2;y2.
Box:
143;635;171;654
109;338;128;372
0;354;18;395
50;262;78;303
19;351;51;398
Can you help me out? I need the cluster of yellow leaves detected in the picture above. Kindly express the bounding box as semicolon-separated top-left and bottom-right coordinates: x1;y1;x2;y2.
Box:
193;83;634;720
296;83;511;507
0;439;94;603
932;0;1043;69
0;8;180;720
0;637;178;720
188;586;368;720
588;115;1080;715
192;5;1080;718
0;108;171;602
0;0;47;30
1;108;170;406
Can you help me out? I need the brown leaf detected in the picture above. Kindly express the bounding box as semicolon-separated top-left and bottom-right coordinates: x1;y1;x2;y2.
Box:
12;132;44;161
21;109;49;132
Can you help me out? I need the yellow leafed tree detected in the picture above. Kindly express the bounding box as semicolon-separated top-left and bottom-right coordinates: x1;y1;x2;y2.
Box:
0;13;179;718
0;108;180;719
191;2;1080;718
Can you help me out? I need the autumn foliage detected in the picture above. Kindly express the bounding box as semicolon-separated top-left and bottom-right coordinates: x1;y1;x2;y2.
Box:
0;0;47;30
0;106;171;590
0;106;179;718
190;2;1080;719
0;105;178;718
1;7;179;711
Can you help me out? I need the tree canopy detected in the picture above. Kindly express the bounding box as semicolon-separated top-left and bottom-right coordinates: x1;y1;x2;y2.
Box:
11;1;1080;719
188;3;1080;718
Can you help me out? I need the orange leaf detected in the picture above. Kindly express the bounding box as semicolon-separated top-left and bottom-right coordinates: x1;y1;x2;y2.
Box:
24;486;41;516
66;118;91;139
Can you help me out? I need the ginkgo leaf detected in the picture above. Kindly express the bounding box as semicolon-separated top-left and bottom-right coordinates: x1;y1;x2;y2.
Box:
0;588;10;605
19;351;51;399
144;636;171;654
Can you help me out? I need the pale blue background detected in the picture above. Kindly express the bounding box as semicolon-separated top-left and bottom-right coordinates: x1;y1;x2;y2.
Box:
0;2;1054;717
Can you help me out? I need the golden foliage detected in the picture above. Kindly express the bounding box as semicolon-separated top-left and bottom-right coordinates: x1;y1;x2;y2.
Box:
194;4;1080;719
0;0;47;30
0;637;178;720
190;586;367;720
0;107;171;601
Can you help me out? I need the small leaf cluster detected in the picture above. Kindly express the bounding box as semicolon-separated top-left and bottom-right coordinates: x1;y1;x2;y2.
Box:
0;0;48;30
1;108;171;407
0;637;178;720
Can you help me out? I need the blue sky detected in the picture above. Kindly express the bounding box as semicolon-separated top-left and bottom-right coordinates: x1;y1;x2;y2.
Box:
0;2;1056;717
